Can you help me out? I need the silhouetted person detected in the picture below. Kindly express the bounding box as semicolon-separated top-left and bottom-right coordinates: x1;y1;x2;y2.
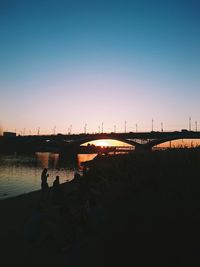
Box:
53;175;60;189
52;175;63;205
41;168;49;200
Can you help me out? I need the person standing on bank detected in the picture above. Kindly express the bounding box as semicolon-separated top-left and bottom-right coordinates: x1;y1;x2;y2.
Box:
41;168;49;199
52;176;62;205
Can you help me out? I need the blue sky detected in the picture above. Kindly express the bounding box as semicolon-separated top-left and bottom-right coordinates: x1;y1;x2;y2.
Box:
0;0;200;134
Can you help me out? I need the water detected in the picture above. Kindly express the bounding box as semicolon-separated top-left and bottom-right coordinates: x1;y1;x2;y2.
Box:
0;152;97;199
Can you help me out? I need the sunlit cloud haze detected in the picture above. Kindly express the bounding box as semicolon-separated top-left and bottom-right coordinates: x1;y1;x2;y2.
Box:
0;0;200;134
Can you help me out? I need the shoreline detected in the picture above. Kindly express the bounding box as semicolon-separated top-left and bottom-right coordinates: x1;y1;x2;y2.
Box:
0;179;81;267
1;150;200;266
0;180;71;201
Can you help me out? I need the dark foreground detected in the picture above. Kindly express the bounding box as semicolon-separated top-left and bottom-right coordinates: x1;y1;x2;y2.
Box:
1;149;200;267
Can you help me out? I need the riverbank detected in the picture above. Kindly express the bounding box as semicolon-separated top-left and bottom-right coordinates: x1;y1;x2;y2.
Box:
1;149;200;266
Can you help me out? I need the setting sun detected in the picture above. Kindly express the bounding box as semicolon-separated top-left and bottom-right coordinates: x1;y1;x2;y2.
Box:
82;139;132;147
95;140;110;147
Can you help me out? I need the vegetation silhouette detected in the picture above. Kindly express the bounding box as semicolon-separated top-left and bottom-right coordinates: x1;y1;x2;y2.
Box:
1;149;200;266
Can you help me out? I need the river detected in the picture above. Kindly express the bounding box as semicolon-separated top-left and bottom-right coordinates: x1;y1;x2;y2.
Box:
0;152;97;199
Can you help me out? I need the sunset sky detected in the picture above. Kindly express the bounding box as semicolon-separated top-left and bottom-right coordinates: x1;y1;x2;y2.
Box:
0;0;200;135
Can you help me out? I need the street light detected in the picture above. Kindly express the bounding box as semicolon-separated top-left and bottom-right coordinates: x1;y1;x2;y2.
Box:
84;123;87;134
101;122;104;133
124;120;127;133
189;117;191;131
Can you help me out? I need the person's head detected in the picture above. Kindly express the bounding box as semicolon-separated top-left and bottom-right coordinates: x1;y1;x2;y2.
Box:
43;168;47;173
56;175;59;181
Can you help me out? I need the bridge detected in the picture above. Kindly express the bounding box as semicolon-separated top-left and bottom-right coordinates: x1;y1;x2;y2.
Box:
1;130;200;153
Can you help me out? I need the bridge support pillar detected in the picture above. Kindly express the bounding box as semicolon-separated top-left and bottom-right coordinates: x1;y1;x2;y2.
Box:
135;145;152;152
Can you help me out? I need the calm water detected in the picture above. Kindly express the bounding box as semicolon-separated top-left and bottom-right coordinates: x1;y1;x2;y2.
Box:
0;152;97;199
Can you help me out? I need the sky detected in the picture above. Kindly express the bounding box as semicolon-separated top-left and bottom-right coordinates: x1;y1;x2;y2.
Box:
0;0;200;135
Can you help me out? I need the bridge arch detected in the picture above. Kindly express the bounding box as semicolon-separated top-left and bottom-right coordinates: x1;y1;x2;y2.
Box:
69;135;142;148
148;136;200;149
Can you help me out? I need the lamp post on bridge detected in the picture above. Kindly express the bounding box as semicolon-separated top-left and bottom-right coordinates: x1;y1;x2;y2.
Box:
151;119;154;132
84;124;87;134
161;122;163;132
195;120;197;132
68;127;71;135
53;126;56;135
136;123;138;133
189;117;191;131
124;120;127;133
